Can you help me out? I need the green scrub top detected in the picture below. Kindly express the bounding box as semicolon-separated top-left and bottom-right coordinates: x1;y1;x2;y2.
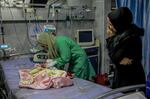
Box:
54;36;96;80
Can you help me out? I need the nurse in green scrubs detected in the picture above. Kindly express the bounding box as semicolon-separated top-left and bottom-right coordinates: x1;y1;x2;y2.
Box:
37;31;96;80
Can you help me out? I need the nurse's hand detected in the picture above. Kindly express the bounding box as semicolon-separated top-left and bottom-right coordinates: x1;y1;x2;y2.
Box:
119;57;132;65
46;59;57;67
34;63;45;68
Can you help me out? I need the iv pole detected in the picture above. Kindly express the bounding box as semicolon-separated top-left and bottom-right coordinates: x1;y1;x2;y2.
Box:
0;6;7;59
0;7;4;44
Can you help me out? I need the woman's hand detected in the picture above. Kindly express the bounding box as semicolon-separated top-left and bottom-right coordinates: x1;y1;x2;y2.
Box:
119;57;132;65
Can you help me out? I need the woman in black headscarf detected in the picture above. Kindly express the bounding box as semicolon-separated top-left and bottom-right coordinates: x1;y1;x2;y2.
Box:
106;7;146;88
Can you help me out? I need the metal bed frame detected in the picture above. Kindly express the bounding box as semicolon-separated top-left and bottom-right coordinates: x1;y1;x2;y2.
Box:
94;84;146;99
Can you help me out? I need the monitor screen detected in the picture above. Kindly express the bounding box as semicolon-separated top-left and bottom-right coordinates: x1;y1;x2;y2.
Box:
29;0;48;8
0;44;10;49
77;29;94;46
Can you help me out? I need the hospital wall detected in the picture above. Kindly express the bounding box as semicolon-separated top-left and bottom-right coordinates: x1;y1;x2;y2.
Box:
0;0;95;53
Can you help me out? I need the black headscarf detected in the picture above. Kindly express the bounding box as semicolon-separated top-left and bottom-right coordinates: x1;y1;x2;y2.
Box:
108;7;133;34
107;7;144;53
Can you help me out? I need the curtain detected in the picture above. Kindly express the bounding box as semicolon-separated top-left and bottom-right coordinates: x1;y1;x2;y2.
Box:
143;1;150;76
116;0;150;75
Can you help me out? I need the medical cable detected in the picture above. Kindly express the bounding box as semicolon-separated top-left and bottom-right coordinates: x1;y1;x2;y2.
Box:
4;0;26;51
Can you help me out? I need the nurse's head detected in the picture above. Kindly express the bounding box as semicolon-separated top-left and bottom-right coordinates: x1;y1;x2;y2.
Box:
38;24;56;50
37;32;49;49
37;32;58;58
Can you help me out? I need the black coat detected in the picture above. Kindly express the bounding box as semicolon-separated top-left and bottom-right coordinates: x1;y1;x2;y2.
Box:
106;24;146;88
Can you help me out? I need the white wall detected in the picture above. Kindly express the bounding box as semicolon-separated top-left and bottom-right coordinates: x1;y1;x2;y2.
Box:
67;0;92;7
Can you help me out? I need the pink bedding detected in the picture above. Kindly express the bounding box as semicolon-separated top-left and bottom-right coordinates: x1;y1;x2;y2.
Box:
19;68;73;89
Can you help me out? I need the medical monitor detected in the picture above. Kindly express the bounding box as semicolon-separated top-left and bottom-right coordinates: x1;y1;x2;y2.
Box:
76;29;95;46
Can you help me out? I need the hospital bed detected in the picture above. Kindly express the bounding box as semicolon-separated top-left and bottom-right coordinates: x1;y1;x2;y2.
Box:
0;55;123;99
0;55;146;99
